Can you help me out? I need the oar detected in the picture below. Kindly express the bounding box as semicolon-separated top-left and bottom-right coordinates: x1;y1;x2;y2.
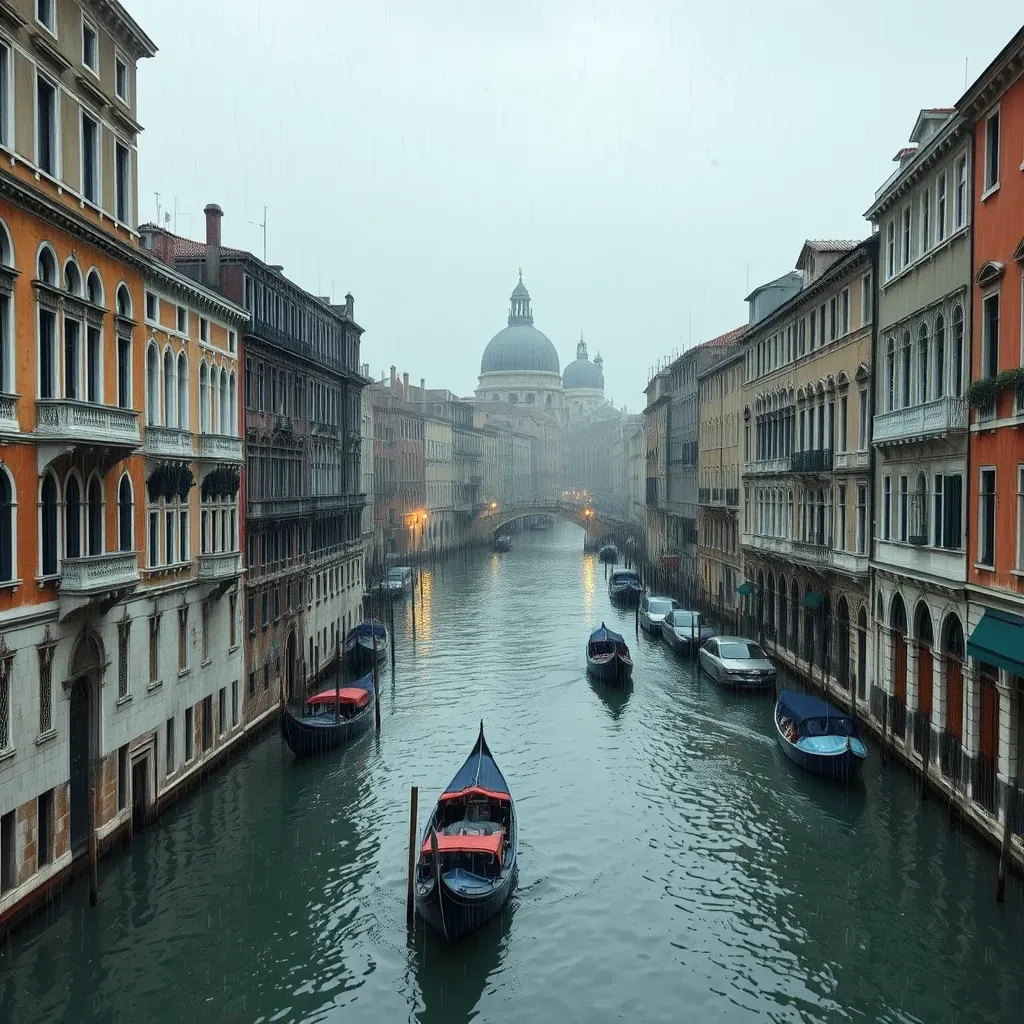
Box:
430;827;448;942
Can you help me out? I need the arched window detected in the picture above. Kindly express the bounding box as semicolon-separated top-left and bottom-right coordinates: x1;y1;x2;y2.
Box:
0;468;14;582
209;364;219;433
199;361;210;433
508;393;518;404
219;369;229;433
177;351;188;429
917;322;929;403
885;338;895;411
163;348;176;428
37;245;57;285
0;221;11;395
118;474;133;551
545;394;552;408
890;594;908;741
63;259;82;295
40;472;59;575
950;305;964;397
900;331;912;407
0;217;12;267
229;372;237;436
64;473;82;559
934;314;945;397
86;475;103;555
146;344;160;425
526;392;536;404
87;269;103;307
116;283;132;317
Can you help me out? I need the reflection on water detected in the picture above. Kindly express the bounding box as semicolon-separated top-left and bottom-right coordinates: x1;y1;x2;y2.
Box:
2;521;1023;1024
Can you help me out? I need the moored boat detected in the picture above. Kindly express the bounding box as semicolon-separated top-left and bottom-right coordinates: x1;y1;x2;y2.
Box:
585;623;633;684
415;723;517;942
494;534;512;552
343;619;389;672
774;689;867;782
280;672;375;758
608;569;643;604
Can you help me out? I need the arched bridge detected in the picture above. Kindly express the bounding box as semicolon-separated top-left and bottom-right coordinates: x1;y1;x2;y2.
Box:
470;498;642;552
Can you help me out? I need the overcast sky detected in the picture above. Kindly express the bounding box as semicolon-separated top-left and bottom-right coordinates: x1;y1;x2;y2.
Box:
130;1;1022;409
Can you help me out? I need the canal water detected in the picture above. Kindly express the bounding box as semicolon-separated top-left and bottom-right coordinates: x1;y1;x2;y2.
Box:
2;522;1024;1023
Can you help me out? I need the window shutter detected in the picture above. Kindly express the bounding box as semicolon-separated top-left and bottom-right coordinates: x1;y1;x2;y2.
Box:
944;474;962;550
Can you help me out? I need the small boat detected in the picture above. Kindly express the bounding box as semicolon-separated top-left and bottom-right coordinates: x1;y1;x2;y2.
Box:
774;689;868;782
585;623;633;684
493;534;512;552
343;620;389;672
415;722;517;942
280;672;375;758
598;543;618;564
528;516;550;531
608;569;643;604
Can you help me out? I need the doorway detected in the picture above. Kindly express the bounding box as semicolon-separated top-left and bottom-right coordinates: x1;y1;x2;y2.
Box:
69;679;91;855
131;757;150;831
286;630;297;702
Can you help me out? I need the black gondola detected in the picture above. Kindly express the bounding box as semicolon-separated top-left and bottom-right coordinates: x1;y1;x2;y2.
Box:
586;623;633;684
608;569;643;604
280;672;375;758
415;723;517;942
598;543;619;563
343;620;389;672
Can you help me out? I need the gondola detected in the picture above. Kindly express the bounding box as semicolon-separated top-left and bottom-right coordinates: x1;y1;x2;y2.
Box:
598;543;619;564
608;569;643;605
585;623;633;684
415;722;517;942
774;689;868;782
280;672;375;758
493;535;512;552
343;620;389;672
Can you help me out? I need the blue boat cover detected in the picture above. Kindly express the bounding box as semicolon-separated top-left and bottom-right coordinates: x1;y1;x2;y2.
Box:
610;571;639;583
777;689;859;737
445;737;511;797
351;620;387;642
590;623;625;644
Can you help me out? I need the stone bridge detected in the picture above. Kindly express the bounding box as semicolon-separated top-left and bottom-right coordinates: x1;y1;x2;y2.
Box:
470;498;642;552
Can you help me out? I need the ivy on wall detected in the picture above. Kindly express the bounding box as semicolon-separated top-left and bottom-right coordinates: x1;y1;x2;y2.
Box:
147;462;195;502
201;464;241;500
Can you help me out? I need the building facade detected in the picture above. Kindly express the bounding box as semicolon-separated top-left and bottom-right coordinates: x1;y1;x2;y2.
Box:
741;239;877;699
865;108;972;793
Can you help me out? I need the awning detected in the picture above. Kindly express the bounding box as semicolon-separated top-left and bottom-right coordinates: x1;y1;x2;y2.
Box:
967;609;1024;677
736;581;755;596
801;592;823;610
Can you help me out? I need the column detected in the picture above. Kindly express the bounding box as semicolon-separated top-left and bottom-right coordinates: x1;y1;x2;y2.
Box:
997;678;1016;824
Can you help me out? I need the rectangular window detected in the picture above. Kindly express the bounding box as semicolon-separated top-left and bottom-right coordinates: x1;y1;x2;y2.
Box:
218;688;226;736
81;112;98;204
179;510;188;562
901;205;912;267
201;601;210;663
840;289;849;336
117;617;130;699
117;744;129;811
37;789;53;868
184;706;194;762
933;474;944;548
149;614;159;684
885;220;895;279
200;317;209;342
955;155;967;228
165;510;175;564
231;679;239;726
201;695;213;751
857;485;867;554
82;18;98;71
36;0;55;33
837;484;847;551
858;391;869;450
115;54;129;103
920;188;930;253
248;670;255;697
247;595;255;633
0;810;14;894
0;44;9;150
228;330;236;353
229;594;237;649
899;475;909;542
882;477;892;541
243;275;253;311
1017;466;1024;569
261;591;268;630
985;109;1000;191
839;396;847;452
982;292;999;378
36;75;57;176
979;468;996;566
166;716;175;774
115;143;130;224
178;606;188;672
177;306;187;334
936;173;947;243
148;509;159;566
829;297;837;340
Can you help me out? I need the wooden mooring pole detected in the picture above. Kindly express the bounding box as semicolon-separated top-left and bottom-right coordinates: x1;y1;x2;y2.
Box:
406;785;419;928
996;710;1022;902
389;594;397;673
372;621;381;732
88;760;99;906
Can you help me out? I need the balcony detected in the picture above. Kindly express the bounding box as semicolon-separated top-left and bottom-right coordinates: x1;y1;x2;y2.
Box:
790;449;833;473
198;550;242;582
58;551;139;620
249;497;309;519
873;396;967;446
0;392;18;437
35;400;140;468
144;425;194;458
743;457;789;476
792;538;832;566
309;492;366;514
198;433;243;462
833;450;869;471
831;549;870;576
741;534;794;558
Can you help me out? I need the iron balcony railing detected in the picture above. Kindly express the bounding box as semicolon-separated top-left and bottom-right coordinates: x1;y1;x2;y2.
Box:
790;449;833;473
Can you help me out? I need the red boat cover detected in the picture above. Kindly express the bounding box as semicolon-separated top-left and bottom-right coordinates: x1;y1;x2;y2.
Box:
306;688;371;708
439;785;511;803
421;831;504;864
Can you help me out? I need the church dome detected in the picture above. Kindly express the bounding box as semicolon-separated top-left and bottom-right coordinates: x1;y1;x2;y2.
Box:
562;335;604;390
479;273;560;376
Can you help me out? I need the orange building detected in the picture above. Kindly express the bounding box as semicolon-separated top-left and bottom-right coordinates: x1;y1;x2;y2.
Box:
958;28;1024;847
0;1;248;936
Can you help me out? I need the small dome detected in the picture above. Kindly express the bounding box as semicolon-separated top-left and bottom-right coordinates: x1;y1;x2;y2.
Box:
563;357;604;390
481;325;560;375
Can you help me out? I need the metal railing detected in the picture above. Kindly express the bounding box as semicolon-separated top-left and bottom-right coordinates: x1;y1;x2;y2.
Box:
790;449;833;473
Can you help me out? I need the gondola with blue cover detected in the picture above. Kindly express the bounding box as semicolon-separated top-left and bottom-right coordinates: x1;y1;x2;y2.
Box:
586;623;633;684
280;671;375;758
415;722;517;942
343;619;389;672
608;569;643;605
774;688;867;781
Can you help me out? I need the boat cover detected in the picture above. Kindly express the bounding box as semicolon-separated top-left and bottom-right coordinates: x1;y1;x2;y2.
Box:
440;784;511;804
307;673;374;708
422;832;504;864
590;623;625;644
610;572;640;584
777;689;858;736
444;751;511;799
349;620;387;643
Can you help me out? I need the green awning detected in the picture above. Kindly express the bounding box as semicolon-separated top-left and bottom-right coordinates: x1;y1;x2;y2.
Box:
736;581;755;596
967;609;1024;677
801;591;823;610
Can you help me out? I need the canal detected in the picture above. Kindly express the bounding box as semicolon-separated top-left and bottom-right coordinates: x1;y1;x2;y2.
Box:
2;522;1024;1023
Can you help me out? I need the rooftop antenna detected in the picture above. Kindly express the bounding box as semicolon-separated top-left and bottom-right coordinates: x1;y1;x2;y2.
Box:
154;192;162;226
248;205;267;262
172;197;191;238
964;57;969;91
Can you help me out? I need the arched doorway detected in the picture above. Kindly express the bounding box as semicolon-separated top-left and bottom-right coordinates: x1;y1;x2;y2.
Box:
914;603;934;759
69;632;103;856
977;662;999;814
857;605;868;700
286;629;298;702
890;594;908;742
837;597;850;690
778;575;788;655
766;571;775;640
821;593;832;679
790;579;800;652
941;615;964;781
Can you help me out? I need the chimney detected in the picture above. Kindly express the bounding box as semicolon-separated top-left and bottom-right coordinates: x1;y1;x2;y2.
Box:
402;372;409;401
204;203;223;290
390;365;397;391
345;292;355;319
420;378;426;412
362;362;369;378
